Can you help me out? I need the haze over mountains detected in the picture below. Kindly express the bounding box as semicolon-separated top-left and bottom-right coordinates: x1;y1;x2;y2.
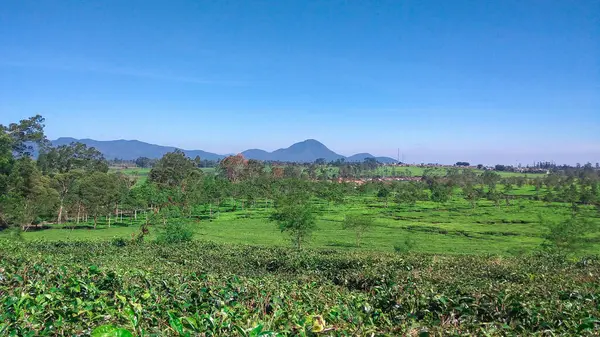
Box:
51;138;397;163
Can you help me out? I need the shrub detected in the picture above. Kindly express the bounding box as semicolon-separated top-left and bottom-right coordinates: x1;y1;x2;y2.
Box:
155;221;194;244
111;237;127;247
394;234;416;253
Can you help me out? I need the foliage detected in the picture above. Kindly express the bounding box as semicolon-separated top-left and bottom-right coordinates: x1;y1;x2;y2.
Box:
271;197;316;249
393;234;417;253
148;150;199;188
342;214;375;247
37;142;108;174
1;240;600;335
155;221;194;244
541;213;600;253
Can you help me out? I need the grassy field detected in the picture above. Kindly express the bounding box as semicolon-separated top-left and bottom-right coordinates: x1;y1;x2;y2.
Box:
16;190;600;256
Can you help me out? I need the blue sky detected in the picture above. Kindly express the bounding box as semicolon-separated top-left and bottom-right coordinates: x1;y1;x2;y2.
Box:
1;0;598;164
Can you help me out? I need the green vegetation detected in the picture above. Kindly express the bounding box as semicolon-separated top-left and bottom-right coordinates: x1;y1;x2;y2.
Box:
2;115;600;335
2;240;600;335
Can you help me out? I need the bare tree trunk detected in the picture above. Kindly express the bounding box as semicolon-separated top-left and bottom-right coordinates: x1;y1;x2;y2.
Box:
57;200;64;224
93;216;97;229
76;203;81;224
134;209;137;220
108;214;111;228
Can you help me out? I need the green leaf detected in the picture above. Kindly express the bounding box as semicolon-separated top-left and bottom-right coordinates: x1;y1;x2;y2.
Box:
91;325;133;337
168;312;185;334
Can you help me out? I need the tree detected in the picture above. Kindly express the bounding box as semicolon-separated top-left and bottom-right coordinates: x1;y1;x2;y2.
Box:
51;171;83;223
487;189;501;207
270;201;316;249
502;181;513;206
283;165;302;179
430;181;453;205
377;185;391;208
243;159;265;180
342;214;375;247
3;157;58;230
218;154;247;183
394;182;423;208
0;114;48;157
38;142;108;174
78;172;117;228
455;162;470;167
135;157;152;168
271;166;284;179
270;182;315;249
1;115;48;196
149;150;198;188
462;183;479;208
482;171;501;191
541;214;599;254
363;158;378;171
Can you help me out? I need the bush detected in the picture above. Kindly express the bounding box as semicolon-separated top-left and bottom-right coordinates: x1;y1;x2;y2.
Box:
155;221;194;244
111;237;128;247
394;234;416;253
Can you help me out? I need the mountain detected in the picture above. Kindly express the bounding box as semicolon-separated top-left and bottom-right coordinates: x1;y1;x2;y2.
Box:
346;153;397;164
51;137;225;160
48;138;396;163
240;149;271;161
265;139;344;162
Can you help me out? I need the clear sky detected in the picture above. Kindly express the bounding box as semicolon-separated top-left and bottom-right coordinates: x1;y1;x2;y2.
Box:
1;0;598;165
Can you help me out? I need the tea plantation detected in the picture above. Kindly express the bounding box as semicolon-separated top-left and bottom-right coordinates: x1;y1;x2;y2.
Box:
1;240;599;336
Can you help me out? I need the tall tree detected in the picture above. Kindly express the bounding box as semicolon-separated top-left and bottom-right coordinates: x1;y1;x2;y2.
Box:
149;150;198;188
38;142;108;174
243;159;265;180
0;114;48;157
4;157;58;230
218;154;247;183
51;171;83;223
78;172;117;228
135;156;153;168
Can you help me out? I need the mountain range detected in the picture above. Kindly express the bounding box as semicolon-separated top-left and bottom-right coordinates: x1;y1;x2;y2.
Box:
50;138;397;163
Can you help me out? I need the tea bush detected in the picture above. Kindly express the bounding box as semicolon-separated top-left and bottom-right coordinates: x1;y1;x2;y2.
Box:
1;239;599;335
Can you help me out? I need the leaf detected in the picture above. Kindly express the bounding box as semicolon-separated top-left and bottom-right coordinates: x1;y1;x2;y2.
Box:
577;318;600;332
249;323;263;336
418;330;430;337
91;325;133;337
169;312;185;334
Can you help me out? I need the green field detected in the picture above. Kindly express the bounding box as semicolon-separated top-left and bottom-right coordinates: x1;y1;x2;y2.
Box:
15;188;600;256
